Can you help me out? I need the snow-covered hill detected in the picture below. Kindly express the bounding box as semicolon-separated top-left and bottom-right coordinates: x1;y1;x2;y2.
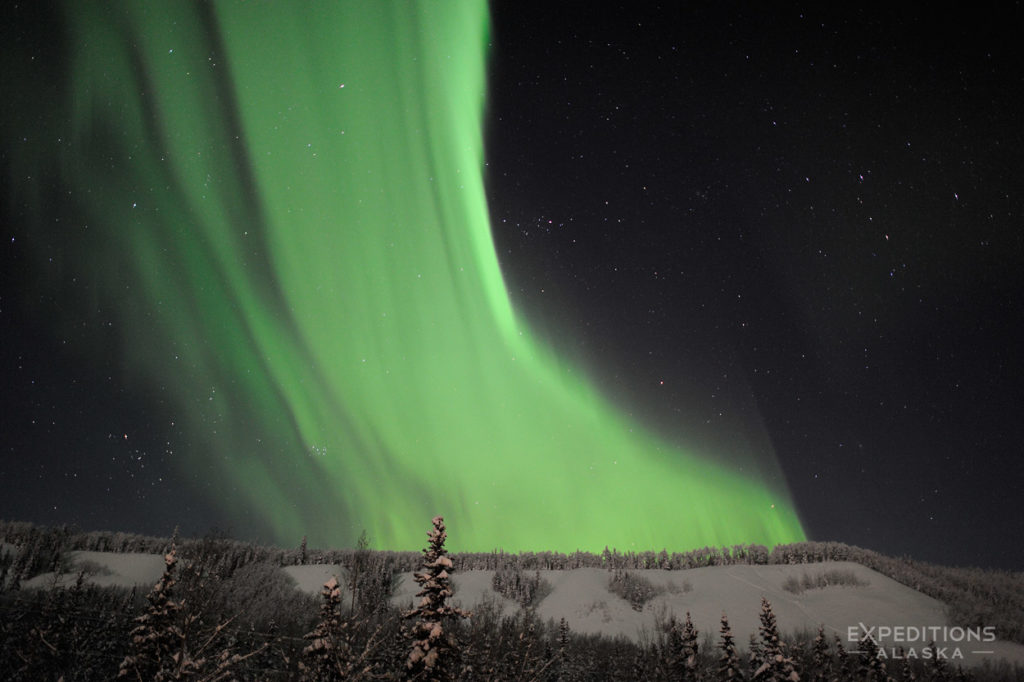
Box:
25;552;1024;668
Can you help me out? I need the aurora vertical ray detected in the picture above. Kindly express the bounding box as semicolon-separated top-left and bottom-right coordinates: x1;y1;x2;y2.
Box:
8;2;803;550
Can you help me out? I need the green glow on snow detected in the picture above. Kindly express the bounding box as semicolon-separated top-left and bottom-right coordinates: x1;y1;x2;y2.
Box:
24;2;804;550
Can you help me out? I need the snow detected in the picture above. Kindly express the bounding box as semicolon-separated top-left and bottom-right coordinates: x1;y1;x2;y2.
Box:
282;564;350;609
285;560;1024;666
22;550;165;590
15;552;1024;668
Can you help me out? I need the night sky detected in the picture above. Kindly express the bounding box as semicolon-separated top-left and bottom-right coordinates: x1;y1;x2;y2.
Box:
2;3;1023;569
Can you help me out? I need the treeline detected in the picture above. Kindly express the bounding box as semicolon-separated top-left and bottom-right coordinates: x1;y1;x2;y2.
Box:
3;519;1024;646
2;517;1024;680
492;567;552;609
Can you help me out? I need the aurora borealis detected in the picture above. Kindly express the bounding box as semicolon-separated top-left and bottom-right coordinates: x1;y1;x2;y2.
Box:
7;3;1022;569
1;2;803;551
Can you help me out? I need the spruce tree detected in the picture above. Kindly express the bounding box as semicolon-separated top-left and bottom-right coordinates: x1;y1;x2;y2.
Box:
346;530;371;615
718;613;744;681
631;647;649;682
557;616;575;681
300;576;351;680
6;540;36;592
0;548;10;593
748;633;764;678
810;625;831;682
404;516;470;680
118;540;263;681
834;635;851;681
681;611;700;679
665;614;687;679
896;655;918;682
926;641;950;682
856;625;891;682
754;597;780;679
118;546;183;680
753;598;798;681
509;609;544;680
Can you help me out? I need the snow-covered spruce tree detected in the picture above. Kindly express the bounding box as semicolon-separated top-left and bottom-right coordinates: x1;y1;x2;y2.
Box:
505;608;548;680
810;625;831;682
346;529;371;616
718;613;744;681
558;616;570;658
118;545;183;680
681;611;700;679
404;516;470;680
752;598;798;681
300;574;385;681
300;575;376;681
557;616;576;680
748;633;763;678
664;614;687;679
359;553;399;618
855;625;892;681
926;642;950;682
630;647;650;682
300;576;348;680
0;544;13;593
897;659;919;682
5;539;36;592
834;635;851;680
118;542;264;681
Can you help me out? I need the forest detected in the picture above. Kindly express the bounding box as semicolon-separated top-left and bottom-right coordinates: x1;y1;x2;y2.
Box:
1;517;1022;680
